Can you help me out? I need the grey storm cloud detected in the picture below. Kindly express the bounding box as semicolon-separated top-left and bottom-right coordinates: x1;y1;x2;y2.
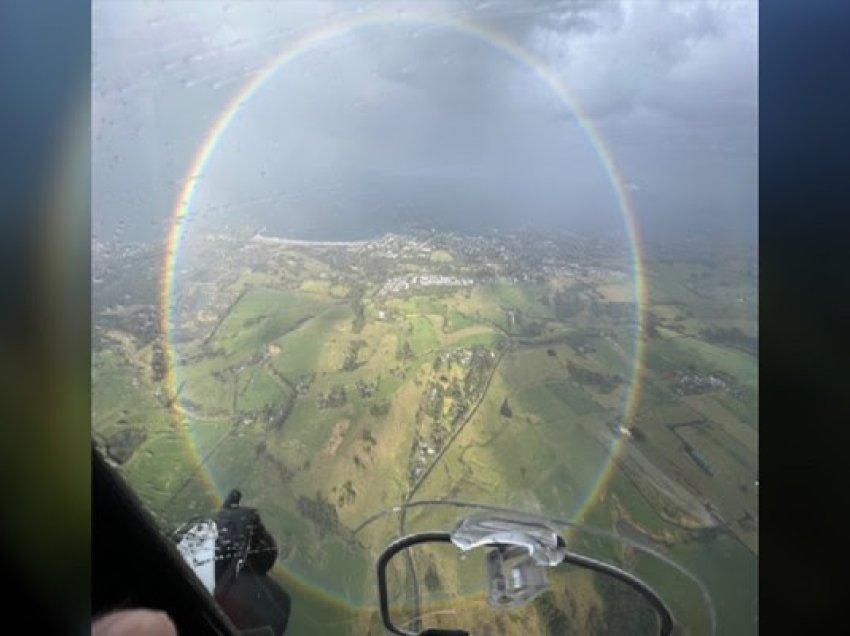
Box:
93;0;757;245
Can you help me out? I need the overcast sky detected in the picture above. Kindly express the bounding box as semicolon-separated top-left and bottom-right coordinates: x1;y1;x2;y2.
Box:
92;0;757;247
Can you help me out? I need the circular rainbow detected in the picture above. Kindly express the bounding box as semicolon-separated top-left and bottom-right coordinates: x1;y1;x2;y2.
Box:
159;7;647;607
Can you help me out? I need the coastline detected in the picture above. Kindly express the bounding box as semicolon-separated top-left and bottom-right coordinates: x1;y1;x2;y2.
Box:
251;232;369;247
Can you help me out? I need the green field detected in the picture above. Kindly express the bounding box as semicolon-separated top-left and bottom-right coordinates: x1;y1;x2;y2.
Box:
270;304;353;376
213;288;332;359
406;314;441;355
653;327;757;389
93;237;758;635
443;309;478;333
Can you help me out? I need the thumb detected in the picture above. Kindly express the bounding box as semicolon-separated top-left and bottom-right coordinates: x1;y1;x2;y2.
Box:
92;609;178;636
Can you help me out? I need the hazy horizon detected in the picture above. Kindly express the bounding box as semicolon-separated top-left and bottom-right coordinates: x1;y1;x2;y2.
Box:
93;0;757;249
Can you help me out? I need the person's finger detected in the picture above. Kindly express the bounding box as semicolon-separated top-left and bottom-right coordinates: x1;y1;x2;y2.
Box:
92;609;178;636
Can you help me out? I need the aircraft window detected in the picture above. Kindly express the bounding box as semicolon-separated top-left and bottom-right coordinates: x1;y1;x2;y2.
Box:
93;2;757;635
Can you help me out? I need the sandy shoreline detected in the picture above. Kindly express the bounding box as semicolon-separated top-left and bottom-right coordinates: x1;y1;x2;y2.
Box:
251;232;368;247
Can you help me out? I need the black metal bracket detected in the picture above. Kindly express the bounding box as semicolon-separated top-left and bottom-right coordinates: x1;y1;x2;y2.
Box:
376;532;464;636
375;529;676;636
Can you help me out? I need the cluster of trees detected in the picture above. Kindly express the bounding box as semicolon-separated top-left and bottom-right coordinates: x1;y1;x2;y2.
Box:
335;480;356;507
241;314;265;329
500;397;513;418
341;339;367;371
423;563;441;593
590;301;635;323
296;493;338;539
551;286;637;327
520;320;546;337
317;385;347;409
295;372;315;395
263;398;294;431
565;333;597;356
350;288;366;334
592;572;659;635
534;592;578;634
105;428;146;464
700;326;757;355
426;382;445;420
567;360;622;394
396;341;414;361
355;378;377;398
463;347;494;396
370;400;391;417
150;338;167;382
533;579;658;636
504;308;546;337
99;306;160;347
551;289;585;320
259;445;293;483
